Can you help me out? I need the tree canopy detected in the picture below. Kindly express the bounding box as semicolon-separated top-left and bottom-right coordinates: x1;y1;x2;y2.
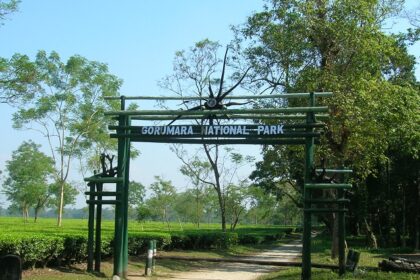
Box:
3;140;54;221
10;50;121;226
238;0;419;251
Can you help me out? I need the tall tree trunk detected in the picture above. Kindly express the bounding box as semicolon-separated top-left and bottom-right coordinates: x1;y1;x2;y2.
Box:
364;218;378;249
34;207;39;223
57;180;65;227
203;144;226;232
24;206;29;222
196;192;200;228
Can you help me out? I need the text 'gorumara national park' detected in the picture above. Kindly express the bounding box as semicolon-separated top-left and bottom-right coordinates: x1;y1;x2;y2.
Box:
138;125;285;136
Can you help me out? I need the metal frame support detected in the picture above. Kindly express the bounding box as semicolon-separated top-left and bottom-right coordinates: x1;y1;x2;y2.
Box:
94;183;103;272
338;169;349;275
87;182;95;272
152;240;157;272
95;92;343;279
302;92;315;280
145;240;153;276
114;96;131;278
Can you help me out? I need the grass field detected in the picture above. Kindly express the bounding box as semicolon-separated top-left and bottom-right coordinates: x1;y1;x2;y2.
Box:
2;217;418;279
0;216;294;236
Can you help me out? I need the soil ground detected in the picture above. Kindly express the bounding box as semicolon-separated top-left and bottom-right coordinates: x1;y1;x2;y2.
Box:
127;240;302;280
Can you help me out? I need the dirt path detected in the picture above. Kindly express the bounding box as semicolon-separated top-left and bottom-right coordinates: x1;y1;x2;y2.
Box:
127;240;302;280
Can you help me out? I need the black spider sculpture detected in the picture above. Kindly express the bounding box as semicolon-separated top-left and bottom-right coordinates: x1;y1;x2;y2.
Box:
168;47;250;126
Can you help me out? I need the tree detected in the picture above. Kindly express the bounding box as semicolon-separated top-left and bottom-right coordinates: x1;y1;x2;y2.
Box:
3;141;54;221
0;1;41;105
148;176;176;230
0;0;19;26
160;40;254;231
178;156;211;228
136;205;152;230
11;51;121;226
173;144;254;231
225;181;249;231
245;185;280;225
48;181;78;214
238;0;419;255
128;180;146;219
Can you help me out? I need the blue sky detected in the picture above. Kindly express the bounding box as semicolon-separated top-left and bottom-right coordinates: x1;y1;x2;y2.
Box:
0;1;266;207
0;0;418;208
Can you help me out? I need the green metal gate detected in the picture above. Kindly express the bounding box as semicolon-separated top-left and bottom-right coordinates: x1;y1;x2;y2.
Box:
84;92;351;280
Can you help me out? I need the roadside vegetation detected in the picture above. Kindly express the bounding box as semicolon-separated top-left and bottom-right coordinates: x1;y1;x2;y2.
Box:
259;233;420;280
0;217;298;269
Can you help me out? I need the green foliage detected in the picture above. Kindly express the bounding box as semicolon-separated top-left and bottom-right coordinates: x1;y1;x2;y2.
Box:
0;0;19;26
0;217;296;268
3;141;55;220
128;180;145;207
48;182;78;210
5;50;122;225
148;176;176;227
240;0;420;250
169;231;239;250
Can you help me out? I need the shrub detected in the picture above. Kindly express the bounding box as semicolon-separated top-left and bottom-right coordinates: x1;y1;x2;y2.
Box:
0;234;64;268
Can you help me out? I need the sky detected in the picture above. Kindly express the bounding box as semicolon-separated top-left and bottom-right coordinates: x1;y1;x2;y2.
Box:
0;1;418;208
0;1;266;208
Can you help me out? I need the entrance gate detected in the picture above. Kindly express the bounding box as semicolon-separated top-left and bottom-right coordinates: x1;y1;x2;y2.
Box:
84;92;352;280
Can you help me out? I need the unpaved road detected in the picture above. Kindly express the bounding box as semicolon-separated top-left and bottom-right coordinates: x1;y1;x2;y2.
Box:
127;240;302;280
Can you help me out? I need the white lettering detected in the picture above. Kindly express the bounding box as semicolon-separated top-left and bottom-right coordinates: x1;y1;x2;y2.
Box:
270;125;276;134
154;127;160;135
180;126;187;135
223;126;230;135
167;126;174;135
187;126;193;135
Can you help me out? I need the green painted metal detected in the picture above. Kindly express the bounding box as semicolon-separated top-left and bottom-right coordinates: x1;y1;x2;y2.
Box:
152;240;157;272
122;116;131;278
84;177;123;183
87;182;95;272
84;191;120;196
86;200;120;204
105;106;328;117
97;92;345;279
303;208;348;213
113;97;127;278
304;183;352;189
108;123;326;130
315;169;353;173
110;136;308;145
338;169;349;275
95;183;103;272
104;92;332;101
130;114;330;121
302;92;316;280
110;132;321;139
304;199;350;204
145;240;153;276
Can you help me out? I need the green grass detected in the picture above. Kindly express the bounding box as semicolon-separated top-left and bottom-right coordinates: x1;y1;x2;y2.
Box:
1;216;298;279
258;233;420;280
0;216;294;236
258;267;420;280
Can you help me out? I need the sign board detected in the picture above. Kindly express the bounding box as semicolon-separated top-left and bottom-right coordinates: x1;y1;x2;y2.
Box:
135;125;285;137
